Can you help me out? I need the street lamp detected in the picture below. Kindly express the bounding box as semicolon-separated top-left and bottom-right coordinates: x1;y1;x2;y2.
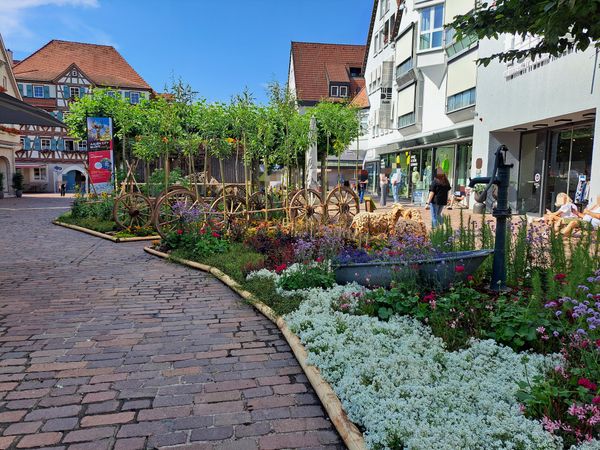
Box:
469;145;513;291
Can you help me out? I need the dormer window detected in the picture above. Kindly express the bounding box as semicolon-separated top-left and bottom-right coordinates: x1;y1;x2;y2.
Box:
339;86;348;97
329;84;349;98
330;85;339;97
349;67;362;78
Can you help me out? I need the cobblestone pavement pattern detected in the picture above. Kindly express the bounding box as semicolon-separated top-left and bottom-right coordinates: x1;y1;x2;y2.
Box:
0;196;344;450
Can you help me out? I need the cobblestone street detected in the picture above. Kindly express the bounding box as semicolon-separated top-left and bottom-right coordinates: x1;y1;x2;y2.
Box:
0;196;343;450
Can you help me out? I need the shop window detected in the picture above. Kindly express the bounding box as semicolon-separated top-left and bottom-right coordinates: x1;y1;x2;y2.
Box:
33;168;47;181
447;87;476;112
419;4;444;51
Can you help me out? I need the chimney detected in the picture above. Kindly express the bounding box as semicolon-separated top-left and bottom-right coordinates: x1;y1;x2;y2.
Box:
6;49;13;66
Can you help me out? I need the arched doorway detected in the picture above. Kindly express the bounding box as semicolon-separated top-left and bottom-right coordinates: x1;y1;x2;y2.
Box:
63;169;86;193
0;156;10;194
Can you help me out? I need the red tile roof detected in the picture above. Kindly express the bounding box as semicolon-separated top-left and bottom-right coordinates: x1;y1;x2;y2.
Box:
290;42;366;103
350;86;369;109
325;63;350;83
13;40;151;90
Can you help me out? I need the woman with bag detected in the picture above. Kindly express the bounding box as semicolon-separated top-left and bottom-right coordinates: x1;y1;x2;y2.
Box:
425;168;451;228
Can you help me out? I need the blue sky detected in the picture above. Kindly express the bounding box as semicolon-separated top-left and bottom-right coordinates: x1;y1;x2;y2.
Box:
2;0;372;103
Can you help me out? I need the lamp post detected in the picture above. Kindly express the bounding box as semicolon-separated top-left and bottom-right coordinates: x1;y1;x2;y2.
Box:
469;145;513;291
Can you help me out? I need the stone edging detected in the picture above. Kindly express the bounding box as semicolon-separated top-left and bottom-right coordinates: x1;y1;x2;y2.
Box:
53;220;160;243
143;246;367;450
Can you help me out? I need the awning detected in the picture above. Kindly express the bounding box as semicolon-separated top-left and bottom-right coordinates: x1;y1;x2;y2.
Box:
0;92;65;128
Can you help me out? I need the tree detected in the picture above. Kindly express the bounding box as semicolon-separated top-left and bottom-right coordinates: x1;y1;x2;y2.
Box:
450;0;600;65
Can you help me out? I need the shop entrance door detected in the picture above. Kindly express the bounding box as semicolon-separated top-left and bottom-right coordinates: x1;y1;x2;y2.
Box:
517;131;547;215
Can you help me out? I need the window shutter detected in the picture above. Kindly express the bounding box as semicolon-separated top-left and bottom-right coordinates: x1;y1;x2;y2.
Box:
43;86;50;98
51;138;57;151
26;85;33;97
34;137;41;150
63;85;70;98
18;84;24;96
24;137;30;149
81;87;87;95
124;91;130;100
57;111;63;121
58;139;65;151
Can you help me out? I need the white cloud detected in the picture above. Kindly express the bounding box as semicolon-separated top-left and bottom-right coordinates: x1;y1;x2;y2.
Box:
0;0;99;52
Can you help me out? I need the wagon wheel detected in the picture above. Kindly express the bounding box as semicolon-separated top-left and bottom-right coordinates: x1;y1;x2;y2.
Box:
113;193;153;230
209;194;245;230
247;191;272;222
285;188;300;221
217;184;246;199
153;189;200;238
325;186;360;225
289;189;323;227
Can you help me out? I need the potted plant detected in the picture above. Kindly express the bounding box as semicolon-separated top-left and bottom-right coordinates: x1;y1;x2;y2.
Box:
12;172;24;198
0;172;4;199
473;184;487;203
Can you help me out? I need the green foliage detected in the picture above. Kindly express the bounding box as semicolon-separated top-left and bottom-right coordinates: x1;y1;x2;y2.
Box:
429;215;454;252
58;213;115;233
277;264;335;291
70;196;114;221
450;0;600;65
312;100;360;157
165;226;229;260
141;169;189;196
11;172;24;191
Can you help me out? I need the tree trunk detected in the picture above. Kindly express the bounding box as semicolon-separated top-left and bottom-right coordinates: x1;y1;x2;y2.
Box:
219;158;227;219
263;157;269;222
320;152;327;200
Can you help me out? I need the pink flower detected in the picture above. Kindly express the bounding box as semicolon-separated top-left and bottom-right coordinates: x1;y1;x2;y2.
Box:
315;256;323;263
212;232;219;238
592;397;600;405
455;265;465;273
176;229;183;235
536;326;546;334
578;378;598;392
554;273;566;281
466;274;474;282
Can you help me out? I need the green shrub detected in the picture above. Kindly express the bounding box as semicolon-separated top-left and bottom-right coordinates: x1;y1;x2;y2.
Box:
277;263;335;291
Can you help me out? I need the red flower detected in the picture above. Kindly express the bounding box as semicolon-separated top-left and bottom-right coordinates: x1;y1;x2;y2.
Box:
200;228;206;234
554;273;566;281
212;232;219;238
596;339;600;348
176;229;183;235
593;397;600;405
455;265;465;273
467;275;474;282
274;263;287;274
315;256;323;263
578;378;598;391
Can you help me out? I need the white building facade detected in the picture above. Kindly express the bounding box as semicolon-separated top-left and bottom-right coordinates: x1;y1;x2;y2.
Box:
472;36;600;214
364;0;477;203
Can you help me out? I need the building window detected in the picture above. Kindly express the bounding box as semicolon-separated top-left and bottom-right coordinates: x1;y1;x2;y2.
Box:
445;28;478;59
72;69;78;76
78;140;87;151
19;137;25;148
419;4;444;50
70;87;80;98
41;138;51;150
33;168;47;181
447;87;476;112
330;85;339;97
2;76;6;89
130;92;140;104
65;140;74;151
339;86;348;97
33;85;44;98
395;57;414;79
398;112;416;129
349;67;362;78
107;91;116;98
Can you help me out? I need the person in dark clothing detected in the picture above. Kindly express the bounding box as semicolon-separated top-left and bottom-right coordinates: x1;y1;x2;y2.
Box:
60;183;66;197
426;168;451;228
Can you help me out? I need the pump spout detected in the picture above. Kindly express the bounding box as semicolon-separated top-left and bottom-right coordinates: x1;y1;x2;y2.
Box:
469;177;491;188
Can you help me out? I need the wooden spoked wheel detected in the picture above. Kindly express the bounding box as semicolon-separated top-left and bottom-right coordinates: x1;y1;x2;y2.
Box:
153;189;199;238
247;192;272;221
113;193;153;230
325;186;360;225
289;189;323;227
217;184;246;199
209;194;245;229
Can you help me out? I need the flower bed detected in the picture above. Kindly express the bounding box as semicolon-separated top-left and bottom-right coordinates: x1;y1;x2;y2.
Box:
155;211;600;448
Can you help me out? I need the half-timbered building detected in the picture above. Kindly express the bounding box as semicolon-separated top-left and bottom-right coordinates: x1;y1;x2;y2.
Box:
13;40;152;193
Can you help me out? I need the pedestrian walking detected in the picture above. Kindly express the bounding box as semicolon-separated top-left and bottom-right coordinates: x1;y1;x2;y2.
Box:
60;183;66;197
379;170;389;207
391;170;399;203
425;168;451;228
358;170;368;203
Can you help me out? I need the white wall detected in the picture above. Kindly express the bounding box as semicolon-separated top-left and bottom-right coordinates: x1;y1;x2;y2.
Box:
473;36;600;202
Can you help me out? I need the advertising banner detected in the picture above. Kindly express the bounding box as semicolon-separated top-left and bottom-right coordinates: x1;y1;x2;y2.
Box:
86;117;114;193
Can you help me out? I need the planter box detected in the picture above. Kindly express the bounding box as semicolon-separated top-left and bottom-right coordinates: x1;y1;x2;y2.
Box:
334;249;493;289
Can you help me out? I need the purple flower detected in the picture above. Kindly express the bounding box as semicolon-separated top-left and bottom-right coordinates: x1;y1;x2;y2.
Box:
555;310;562;317
577;329;587;335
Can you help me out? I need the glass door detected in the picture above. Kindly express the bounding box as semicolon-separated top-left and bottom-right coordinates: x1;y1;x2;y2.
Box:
517;131;547;215
434;145;456;187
